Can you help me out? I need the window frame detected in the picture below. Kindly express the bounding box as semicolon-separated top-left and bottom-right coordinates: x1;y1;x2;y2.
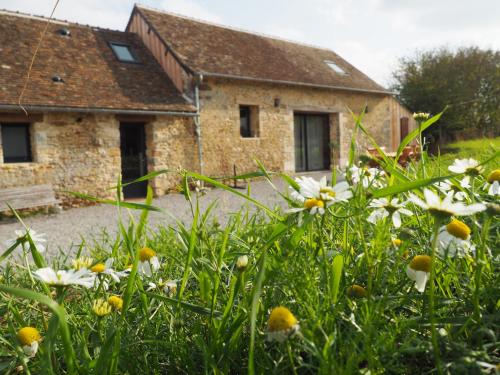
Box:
108;42;140;64
1;123;33;163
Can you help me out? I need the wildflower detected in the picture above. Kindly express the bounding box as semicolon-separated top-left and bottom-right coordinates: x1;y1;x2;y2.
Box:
409;189;486;219
138;247;160;276
348;165;385;188
413;112;430;122
72;257;93;270
33;267;95;288
367;197;412;228
406;255;432;293
164;281;177;296
236;255;249;271
392;238;402;247
485;169;500;196
90;259;129;282
347;284;368;298
17;327;41;358
288;176;352;215
435;219;475;257
107;295;123;311
448;158;483;176
4;229;46;253
92;299;112;317
435;177;470;201
267;306;300;342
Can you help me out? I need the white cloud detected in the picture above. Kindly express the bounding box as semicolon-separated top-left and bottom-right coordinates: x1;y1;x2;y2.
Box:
156;0;222;22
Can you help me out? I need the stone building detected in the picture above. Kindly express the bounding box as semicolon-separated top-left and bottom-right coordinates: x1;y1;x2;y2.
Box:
0;7;415;206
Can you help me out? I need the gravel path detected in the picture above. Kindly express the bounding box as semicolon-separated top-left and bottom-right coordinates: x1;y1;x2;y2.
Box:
0;172;331;257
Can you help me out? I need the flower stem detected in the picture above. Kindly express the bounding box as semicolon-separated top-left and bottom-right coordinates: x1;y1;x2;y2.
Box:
429;219;442;374
473;216;491;321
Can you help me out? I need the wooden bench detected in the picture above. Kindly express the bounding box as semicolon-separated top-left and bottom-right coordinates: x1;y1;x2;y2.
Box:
0;184;60;213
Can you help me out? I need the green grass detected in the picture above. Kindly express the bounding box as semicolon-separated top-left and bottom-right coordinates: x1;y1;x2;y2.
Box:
0;117;498;374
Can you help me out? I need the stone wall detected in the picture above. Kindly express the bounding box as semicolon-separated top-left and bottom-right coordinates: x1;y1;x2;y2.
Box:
198;78;398;176
0;113;197;207
145;116;198;196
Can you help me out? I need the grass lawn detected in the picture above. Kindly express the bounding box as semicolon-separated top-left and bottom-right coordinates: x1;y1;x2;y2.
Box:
0;128;498;373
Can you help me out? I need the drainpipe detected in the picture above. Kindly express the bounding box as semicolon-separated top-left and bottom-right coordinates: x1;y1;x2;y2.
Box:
194;74;204;175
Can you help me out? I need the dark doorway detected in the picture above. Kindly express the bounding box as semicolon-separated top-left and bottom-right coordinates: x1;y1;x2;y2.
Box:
400;117;409;141
120;123;148;198
294;114;330;172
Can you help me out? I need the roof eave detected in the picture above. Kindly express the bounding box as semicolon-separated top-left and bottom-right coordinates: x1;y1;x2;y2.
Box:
0;104;197;116
199;72;394;95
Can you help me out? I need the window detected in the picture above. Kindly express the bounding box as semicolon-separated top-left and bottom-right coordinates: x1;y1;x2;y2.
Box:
325;60;347;75
1;123;32;163
239;105;259;138
109;43;137;63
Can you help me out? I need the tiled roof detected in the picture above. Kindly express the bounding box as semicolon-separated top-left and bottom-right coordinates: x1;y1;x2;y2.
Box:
0;11;195;113
134;5;389;94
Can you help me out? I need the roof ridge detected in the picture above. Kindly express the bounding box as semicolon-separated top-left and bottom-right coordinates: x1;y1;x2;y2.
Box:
135;3;338;54
0;8;125;33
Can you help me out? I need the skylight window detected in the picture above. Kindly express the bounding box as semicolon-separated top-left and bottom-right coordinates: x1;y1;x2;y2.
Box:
110;43;137;63
325;60;346;75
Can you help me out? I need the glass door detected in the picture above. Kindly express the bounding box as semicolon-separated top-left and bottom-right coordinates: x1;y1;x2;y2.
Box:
294;114;330;171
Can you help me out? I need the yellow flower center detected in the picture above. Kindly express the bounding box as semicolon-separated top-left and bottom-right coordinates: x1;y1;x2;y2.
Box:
17;327;41;346
92;299;112;317
304;198;325;209
267;306;298;332
108;296;124;311
347;284;368;298
90;263;106;273
487;169;500;183
446;219;471;240
320;188;336;198
392;238;402;247
409;255;432;273
139;247;156;262
72;257;93;270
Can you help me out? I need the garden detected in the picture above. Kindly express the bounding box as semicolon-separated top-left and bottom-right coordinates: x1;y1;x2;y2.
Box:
0;112;498;374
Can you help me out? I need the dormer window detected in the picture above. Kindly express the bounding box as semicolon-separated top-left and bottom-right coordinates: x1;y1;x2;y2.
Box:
109;43;137;63
325;60;346;75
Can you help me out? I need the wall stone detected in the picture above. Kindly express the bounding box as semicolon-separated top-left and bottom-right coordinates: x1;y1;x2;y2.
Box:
199;79;399;176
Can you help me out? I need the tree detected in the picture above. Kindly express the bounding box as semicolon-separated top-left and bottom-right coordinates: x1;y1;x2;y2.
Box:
391;47;500;145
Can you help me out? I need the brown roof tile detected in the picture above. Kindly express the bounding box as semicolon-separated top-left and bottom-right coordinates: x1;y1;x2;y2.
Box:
0;11;195;113
135;5;389;94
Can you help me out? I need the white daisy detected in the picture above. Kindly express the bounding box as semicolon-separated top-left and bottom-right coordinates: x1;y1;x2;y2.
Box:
348;165;385;188
448;158;483;176
90;258;129;283
287;176;352;215
434;219;475;257
33;267;96;288
484;169;500;197
406;255;432;293
409;189;486;218
4;229;46;253
366;197;413;228
435;176;470;201
138;247;161;277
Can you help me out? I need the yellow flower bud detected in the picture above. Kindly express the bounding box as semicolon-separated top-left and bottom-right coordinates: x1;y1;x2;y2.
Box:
446;219;471;240
409;255;432;273
92;299;112;317
17;327;41;346
139;247;156;262
108;295;123;311
347;284;368;298
90;263;105;273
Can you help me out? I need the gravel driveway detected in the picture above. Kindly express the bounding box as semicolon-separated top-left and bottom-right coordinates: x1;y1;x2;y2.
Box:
0;172;331;257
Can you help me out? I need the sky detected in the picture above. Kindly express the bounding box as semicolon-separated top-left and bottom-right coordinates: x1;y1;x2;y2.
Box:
2;0;499;87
